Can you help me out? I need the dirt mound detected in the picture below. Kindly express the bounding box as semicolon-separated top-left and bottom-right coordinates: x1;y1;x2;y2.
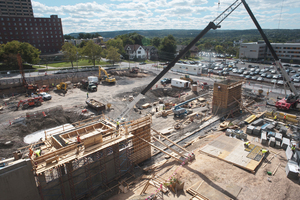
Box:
0;108;89;158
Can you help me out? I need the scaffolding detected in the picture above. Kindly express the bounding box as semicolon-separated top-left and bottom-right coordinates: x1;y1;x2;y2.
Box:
33;115;152;200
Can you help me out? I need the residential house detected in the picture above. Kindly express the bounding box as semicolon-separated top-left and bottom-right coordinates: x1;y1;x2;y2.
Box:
143;46;158;60
176;45;199;57
125;44;146;60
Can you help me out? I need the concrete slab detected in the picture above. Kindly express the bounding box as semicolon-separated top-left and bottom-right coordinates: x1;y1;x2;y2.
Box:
200;134;264;173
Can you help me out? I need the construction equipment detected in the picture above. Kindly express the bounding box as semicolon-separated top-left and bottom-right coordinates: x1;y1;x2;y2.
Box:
129;67;139;74
81;79;97;92
36;85;49;93
56;82;68;93
180;74;194;83
116;0;243;120
16;97;43;110
98;66;116;84
86;99;106;111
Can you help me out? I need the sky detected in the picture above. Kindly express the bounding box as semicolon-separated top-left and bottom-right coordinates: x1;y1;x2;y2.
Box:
31;0;300;35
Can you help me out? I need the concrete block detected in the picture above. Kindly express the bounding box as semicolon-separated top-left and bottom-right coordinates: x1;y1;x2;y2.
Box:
279;126;288;135
261;131;267;145
269;137;276;147
246;125;255;135
285;160;299;180
281;137;290;150
253;126;261;136
267;132;276;139
275;132;283;142
252;119;264;126
275;140;281;148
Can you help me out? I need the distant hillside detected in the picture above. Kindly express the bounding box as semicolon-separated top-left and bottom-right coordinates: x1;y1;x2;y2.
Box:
67;29;300;43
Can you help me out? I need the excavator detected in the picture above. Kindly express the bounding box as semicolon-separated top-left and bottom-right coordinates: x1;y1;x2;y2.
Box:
98;66;116;84
16;97;43;110
116;0;293;120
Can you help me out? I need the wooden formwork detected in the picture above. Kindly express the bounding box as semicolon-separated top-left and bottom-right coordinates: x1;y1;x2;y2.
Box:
130;116;152;164
212;80;243;115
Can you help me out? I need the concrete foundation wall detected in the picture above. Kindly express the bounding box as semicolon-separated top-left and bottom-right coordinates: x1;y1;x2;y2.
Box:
0;159;41;200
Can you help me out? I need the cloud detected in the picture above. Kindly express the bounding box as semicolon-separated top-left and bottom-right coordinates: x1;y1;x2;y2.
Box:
31;0;300;34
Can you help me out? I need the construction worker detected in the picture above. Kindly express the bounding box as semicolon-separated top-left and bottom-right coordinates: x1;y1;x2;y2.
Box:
116;121;120;130
244;141;251;148
284;114;287;122
87;92;89;99
77;133;81;144
35;149;42;157
291;145;296;152
28;148;33;158
261;149;268;155
274;115;277;121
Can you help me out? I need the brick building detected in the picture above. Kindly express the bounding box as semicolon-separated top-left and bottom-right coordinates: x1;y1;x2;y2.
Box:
0;0;64;54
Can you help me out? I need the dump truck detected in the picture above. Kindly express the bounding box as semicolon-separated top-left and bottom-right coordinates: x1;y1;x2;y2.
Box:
86;99;106;111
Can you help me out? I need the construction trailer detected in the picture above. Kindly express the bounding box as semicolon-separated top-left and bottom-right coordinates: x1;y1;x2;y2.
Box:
1;115;152;200
171;63;202;75
212;79;243;115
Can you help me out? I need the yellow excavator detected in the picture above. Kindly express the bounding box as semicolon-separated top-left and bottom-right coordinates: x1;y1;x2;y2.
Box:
98;66;116;84
55;82;68;93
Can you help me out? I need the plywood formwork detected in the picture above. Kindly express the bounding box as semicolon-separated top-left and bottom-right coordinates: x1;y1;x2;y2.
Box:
30;115;152;200
212;80;243;115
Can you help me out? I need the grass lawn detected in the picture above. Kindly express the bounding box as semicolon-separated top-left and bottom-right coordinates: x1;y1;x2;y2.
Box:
47;60;110;68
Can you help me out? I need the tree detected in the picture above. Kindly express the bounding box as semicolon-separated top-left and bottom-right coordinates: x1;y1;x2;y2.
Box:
62;42;78;69
215;45;224;54
106;47;120;66
129;33;144;45
78;40;88;48
159;35;177;61
151;37;161;48
81;40;102;66
64;35;75;40
78;33;85;39
0;41;40;69
106;38;125;55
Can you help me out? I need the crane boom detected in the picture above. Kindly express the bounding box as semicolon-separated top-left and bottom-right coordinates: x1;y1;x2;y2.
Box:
241;0;298;96
117;1;242;120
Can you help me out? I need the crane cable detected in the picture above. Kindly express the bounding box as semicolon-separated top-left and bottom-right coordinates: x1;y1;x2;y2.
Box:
277;0;284;29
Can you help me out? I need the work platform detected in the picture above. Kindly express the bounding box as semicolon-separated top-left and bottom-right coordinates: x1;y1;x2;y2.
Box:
200;133;264;173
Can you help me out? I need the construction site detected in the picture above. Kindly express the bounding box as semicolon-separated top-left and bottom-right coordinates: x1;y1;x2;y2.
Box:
1;1;300;200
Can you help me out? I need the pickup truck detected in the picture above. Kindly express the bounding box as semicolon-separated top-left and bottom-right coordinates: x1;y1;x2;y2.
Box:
161;78;172;84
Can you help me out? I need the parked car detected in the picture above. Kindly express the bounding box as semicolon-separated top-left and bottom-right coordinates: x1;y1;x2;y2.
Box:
293;78;300;83
261;73;267;77
271;79;277;84
237;69;244;74
38;92;52;100
266;74;273;79
245;75;251;79
257;77;264;81
241;67;247;71
251;76;258;80
290;70;296;73
161;78;172;84
139;62;147;65
277;80;284;85
243;71;250;75
273;75;279;79
223;71;229;76
248;65;253;68
249;72;255;76
271;70;277;74
232;69;238;73
240;61;245;65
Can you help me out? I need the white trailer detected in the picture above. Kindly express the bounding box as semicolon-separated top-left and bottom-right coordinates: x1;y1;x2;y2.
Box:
88;76;98;83
171;63;202;75
171;78;190;88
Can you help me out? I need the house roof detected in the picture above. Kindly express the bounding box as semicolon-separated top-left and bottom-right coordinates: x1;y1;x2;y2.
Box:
125;44;143;51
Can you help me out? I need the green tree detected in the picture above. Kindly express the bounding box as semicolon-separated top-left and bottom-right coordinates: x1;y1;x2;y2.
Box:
215;45;224;54
61;42;78;69
1;41;40;69
106;38;125;55
151;37;161;48
159;35;177;61
64;35;75;40
130;33;144;45
81;40;102;66
78;33;85;39
78;40;88;48
106;47;120;66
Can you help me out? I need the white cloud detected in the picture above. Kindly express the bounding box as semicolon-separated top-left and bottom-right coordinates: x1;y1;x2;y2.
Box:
31;0;300;34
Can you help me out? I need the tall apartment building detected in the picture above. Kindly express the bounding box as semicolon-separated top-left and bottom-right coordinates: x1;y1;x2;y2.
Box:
0;0;33;17
0;0;64;54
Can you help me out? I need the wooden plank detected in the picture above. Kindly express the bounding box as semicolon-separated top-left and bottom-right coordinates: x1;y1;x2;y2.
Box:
135;135;182;162
152;128;189;153
152;135;186;158
233;96;253;115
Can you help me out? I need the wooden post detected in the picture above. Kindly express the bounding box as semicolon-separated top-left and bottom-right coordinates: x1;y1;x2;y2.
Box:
152;135;186;158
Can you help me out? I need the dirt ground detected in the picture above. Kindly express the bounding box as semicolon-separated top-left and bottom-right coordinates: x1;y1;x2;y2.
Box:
108;131;300;200
0;69;299;200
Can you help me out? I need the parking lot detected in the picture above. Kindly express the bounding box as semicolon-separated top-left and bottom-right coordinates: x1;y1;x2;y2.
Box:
206;60;300;86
